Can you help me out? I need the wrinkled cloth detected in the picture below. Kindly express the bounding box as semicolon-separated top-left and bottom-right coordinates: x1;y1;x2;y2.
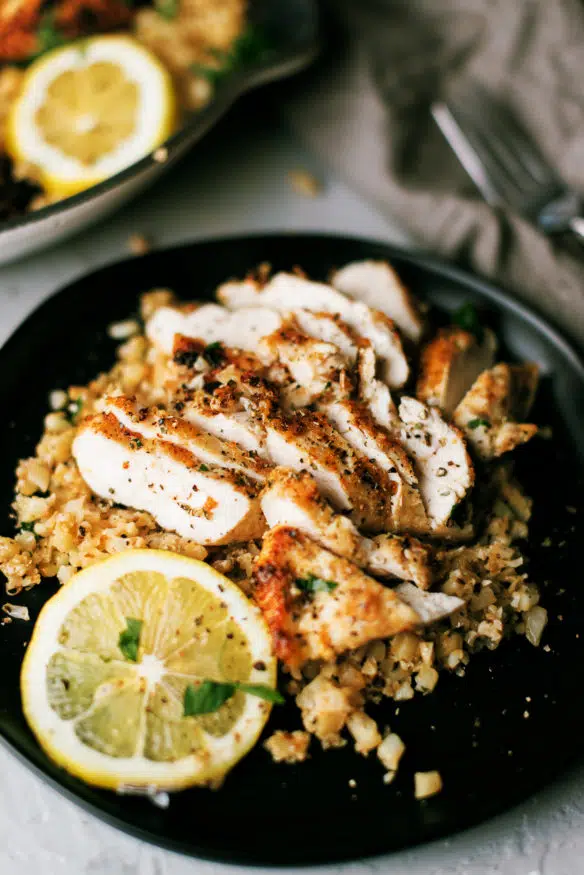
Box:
283;0;584;347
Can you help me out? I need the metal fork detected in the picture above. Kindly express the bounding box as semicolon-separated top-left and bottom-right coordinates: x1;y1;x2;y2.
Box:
432;82;584;243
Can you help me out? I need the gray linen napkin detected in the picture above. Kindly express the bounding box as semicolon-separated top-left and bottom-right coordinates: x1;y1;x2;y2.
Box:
283;0;584;347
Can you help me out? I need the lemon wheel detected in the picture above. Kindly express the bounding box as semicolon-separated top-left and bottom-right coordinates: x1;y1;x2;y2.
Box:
6;36;177;198
21;550;277;791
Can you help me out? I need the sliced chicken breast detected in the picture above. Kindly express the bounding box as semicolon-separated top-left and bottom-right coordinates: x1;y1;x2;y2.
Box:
294;310;359;363
181;363;278;458
258;319;346;405
332;259;424;342
146;303;283;356
73;414;265;545
453;363;539;459
322;398;429;533
218;272;409;388
264;409;395;533
393;582;464;624
253;526;420;671
105;395;270;482
417;326;497;416
398;397;474;528
260;468;433;588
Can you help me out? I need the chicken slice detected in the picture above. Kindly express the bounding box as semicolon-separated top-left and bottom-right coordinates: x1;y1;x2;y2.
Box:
264;409;395;533
331;259;424;342
180;361;278;458
416;326;497;416
453;363;539;459
105;395;270;482
218;272;409;388
322;398;429;533
397;397;474;528
260;468;433;588
73;414;265;545
393;582;464;624
258;318;347;406
253;526;420;671
294;310;360;363
356;344;398;428
146;302;283;355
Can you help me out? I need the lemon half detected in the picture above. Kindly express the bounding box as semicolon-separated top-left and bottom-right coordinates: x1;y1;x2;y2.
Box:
7;36;177;198
21;550;276;791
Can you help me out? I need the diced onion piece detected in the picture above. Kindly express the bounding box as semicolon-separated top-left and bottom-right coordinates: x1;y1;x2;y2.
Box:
414;770;443;800
525;605;548;647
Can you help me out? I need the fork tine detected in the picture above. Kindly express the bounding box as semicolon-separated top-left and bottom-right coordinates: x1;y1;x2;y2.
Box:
434;99;528;209
446;93;539;205
435;82;559;212
467;82;555;186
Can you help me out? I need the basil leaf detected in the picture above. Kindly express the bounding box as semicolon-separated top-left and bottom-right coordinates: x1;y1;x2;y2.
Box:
467;418;491;430
295;573;338;594
156;0;180;20
237;683;285;704
453;301;484;343
183;680;235;716
118;618;142;662
183;679;284;715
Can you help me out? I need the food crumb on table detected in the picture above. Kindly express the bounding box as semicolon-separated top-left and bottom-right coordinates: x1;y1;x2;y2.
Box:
128;233;152;256
288;168;322;198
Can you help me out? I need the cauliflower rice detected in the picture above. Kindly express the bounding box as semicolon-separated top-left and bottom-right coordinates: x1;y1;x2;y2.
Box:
0;288;547;781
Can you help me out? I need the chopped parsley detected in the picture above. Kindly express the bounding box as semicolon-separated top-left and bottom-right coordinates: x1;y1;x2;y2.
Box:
155;0;180;20
467;418;491;430
190;25;273;85
202;341;225;367
199;463;210;472
35;13;66;58
118;618;142;662
130;437;143;449
453;301;484;343
295;573;338;595
19;520;39;539
65;397;83;424
183;679;284;716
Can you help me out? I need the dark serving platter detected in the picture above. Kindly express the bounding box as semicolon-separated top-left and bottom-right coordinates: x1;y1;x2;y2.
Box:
1;234;584;866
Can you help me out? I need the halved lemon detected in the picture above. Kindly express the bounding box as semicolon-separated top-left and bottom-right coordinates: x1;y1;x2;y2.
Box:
21;550;277;791
6;36;177;198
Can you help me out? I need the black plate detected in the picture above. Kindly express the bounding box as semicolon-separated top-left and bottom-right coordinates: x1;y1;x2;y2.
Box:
2;234;584;866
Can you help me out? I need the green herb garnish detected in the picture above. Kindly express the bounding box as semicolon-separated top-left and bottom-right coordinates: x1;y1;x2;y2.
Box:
199;463;210;472
155;0;180;20
467;418;491;430
118;618;142;662
19;520;40;540
130;437;143;450
190;25;273;85
453;301;484;343
65;397;83;424
202;341;225;366
295;573;338;595
35;13;67;58
183;680;284;716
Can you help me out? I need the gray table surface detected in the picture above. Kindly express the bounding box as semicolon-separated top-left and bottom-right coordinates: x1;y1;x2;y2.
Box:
1;110;583;875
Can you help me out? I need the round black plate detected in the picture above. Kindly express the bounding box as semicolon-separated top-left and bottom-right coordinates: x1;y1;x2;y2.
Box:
2;234;584;866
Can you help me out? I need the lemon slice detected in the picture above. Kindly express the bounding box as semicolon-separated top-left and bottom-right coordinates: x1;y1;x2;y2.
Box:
6;36;177;198
21;550;277;791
